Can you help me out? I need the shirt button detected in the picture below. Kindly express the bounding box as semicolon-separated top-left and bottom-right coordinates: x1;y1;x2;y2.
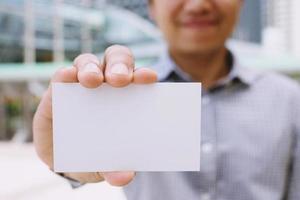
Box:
201;193;211;200
202;143;213;153
202;96;210;105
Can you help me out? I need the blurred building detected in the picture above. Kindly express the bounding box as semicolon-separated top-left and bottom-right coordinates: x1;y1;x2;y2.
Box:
109;0;149;19
234;0;262;43
0;0;108;63
0;0;163;63
0;0;300;63
262;0;300;56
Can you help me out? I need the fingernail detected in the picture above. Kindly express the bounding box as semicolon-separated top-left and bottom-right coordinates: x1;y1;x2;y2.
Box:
83;63;100;74
110;63;129;75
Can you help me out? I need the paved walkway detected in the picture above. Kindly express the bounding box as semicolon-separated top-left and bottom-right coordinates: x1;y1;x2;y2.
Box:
0;142;126;200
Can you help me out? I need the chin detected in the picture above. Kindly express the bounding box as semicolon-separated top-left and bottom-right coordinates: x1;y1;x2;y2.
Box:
176;42;222;55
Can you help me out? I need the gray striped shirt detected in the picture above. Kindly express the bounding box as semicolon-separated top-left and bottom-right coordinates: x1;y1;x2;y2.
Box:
123;50;300;200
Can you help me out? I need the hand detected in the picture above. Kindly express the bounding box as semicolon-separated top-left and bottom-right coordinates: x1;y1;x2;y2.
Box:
33;45;157;186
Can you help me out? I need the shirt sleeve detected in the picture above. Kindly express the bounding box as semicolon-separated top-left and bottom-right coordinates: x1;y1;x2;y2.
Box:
287;85;300;200
56;172;85;189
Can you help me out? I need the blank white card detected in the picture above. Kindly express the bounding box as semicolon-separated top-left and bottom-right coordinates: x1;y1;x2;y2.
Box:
52;83;201;172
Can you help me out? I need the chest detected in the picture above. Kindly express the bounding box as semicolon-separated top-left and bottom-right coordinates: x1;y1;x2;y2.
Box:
200;89;294;180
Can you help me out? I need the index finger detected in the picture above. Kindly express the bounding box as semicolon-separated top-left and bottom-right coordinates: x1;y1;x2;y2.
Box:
73;53;104;88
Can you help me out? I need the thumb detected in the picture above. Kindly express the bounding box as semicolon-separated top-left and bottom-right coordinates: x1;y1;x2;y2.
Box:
33;67;78;168
101;171;136;186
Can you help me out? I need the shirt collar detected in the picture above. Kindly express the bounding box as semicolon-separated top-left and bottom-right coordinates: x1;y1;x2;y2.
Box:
152;48;261;87
228;51;261;86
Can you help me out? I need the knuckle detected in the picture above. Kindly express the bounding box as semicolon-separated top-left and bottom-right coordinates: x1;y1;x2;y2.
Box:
80;173;102;183
52;67;67;81
105;45;135;68
105;45;133;58
55;67;66;74
92;172;103;182
73;53;99;66
107;54;135;67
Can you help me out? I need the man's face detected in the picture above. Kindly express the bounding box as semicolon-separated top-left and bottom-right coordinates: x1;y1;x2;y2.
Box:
149;0;243;54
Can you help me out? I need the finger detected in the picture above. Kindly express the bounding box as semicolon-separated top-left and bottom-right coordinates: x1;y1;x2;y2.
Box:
51;67;78;83
73;53;104;88
104;45;134;87
101;171;135;186
133;68;158;84
64;172;104;184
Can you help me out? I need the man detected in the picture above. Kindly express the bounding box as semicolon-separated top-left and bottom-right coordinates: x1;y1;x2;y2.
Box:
33;0;300;199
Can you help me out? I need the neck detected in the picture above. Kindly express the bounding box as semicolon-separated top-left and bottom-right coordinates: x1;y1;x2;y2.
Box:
169;47;229;90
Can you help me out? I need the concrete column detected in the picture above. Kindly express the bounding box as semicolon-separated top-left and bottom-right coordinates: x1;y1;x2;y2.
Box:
291;0;300;57
81;0;93;53
24;0;36;64
53;0;65;62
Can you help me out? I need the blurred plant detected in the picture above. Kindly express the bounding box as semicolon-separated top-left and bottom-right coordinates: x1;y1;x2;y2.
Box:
5;97;22;117
4;97;22;140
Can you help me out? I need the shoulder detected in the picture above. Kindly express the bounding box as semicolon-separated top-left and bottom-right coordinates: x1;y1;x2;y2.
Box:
250;68;300;97
248;69;300;127
239;67;300;114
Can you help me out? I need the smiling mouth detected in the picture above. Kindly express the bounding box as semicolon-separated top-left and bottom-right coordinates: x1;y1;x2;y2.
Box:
181;19;219;29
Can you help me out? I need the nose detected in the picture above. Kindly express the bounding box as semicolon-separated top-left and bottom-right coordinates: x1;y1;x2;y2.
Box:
184;0;212;13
